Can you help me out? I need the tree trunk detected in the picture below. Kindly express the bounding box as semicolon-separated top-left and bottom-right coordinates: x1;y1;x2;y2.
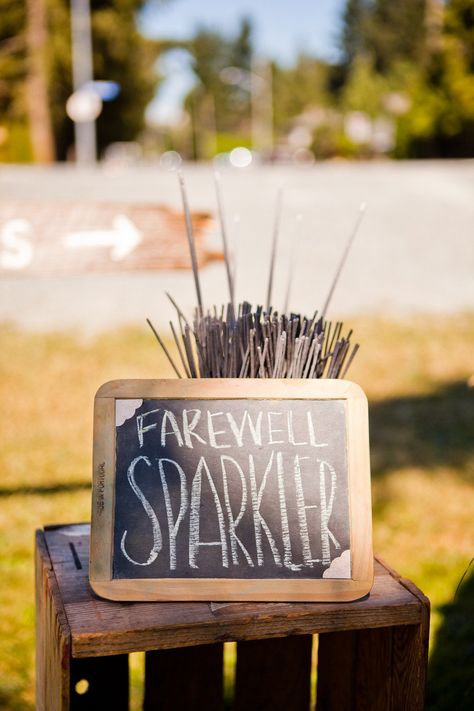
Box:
26;0;55;163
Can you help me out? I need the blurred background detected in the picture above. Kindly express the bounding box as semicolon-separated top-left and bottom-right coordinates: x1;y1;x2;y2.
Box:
0;1;473;710
1;0;473;163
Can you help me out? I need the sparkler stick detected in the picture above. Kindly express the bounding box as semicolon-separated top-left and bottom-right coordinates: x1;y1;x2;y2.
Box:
178;171;203;316
321;202;367;319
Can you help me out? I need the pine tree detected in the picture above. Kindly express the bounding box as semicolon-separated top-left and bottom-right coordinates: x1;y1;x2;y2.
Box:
184;18;255;156
368;0;427;72
396;0;474;157
341;0;428;72
26;0;55;162
341;0;371;66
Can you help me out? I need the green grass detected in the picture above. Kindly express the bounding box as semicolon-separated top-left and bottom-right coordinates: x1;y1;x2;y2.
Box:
0;315;473;710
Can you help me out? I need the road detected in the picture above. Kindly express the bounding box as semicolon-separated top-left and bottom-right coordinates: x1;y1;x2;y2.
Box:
1;161;473;333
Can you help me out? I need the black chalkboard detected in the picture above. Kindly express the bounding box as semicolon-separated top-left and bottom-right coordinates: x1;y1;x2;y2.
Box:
90;380;373;602
113;398;351;580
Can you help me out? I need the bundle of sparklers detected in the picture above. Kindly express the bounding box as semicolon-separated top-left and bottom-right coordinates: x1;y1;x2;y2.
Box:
148;173;366;380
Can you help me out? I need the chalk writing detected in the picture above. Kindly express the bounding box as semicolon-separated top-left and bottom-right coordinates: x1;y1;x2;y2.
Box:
112;398;351;580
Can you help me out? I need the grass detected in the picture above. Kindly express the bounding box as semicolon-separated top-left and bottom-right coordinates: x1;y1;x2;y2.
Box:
0;314;473;710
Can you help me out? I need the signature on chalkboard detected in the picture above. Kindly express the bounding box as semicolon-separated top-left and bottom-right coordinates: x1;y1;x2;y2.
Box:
96;462;106;516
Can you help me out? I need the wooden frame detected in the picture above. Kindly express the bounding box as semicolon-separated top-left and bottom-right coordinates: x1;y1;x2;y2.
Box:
90;378;373;602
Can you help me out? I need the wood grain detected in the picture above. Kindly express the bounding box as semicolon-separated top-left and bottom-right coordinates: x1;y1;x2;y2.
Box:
316;631;356;710
94;377;366;400
35;527;430;711
316;557;430;710
89;397;115;583
40;527;421;660
354;627;393;710
390;625;428;710
379;555;430;710
234;635;313;711
144;643;224;710
347;382;373;591
36;527;429;710
35;530;71;711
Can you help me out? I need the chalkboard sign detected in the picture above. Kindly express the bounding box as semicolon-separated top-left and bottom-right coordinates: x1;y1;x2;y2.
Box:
90;379;373;601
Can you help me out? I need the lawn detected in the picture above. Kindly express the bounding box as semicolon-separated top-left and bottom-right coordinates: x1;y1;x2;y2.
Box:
0;314;473;710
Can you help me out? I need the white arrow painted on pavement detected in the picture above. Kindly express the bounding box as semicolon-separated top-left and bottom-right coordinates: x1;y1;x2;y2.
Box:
63;214;142;261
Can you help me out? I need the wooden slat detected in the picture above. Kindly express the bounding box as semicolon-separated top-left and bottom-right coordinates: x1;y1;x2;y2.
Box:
317;621;429;710
317;627;393;711
316;631;356;710
70;655;129;710
354;627;393;710
41;527;423;659
377;554;430;710
390;625;428;710
35;530;71;711
234;635;312;711
144;643;223;711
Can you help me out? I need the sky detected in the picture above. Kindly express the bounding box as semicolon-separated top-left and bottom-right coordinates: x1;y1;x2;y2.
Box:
140;0;346;124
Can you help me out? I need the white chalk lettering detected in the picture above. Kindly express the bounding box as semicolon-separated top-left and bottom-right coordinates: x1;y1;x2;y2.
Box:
248;452;282;567
158;458;188;570
120;456;162;566
182;409;206;448
136;409;160;447
319;459;341;565
287;410;307;446
226;410;263;446
189;456;229;568
160;410;184;448
307;411;328;448
221;455;254;566
207;411;231;449
276;452;301;570
294;455;320;566
267;412;285;444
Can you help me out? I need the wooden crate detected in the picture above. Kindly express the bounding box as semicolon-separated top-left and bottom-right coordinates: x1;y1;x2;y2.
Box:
36;524;429;710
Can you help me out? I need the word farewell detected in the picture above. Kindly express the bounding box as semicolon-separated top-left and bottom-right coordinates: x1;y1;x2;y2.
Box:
135;406;329;450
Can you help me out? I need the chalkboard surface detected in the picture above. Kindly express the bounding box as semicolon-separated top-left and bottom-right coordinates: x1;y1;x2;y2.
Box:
114;398;350;580
90;380;373;602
